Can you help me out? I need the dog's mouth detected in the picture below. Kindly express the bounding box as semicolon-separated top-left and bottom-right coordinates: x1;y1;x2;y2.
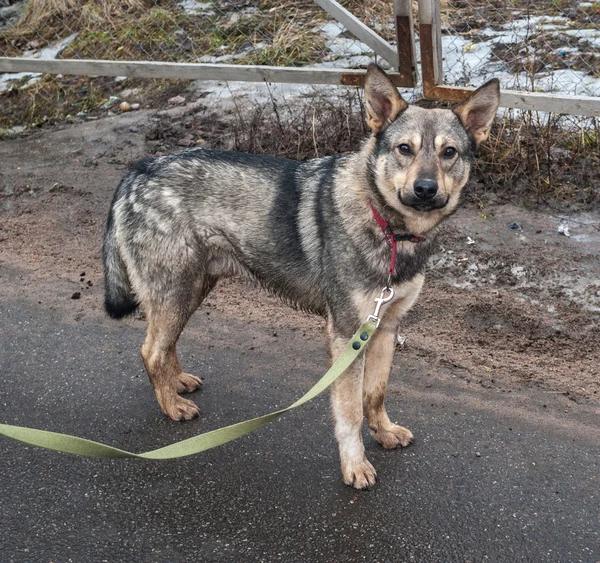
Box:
399;195;449;212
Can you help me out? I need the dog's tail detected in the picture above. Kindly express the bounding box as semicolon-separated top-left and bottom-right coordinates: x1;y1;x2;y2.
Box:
103;206;138;319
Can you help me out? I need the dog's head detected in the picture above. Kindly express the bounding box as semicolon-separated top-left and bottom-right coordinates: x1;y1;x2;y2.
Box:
364;64;500;234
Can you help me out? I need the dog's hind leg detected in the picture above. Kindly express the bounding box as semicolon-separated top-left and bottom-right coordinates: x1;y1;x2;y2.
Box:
327;320;376;490
141;275;217;421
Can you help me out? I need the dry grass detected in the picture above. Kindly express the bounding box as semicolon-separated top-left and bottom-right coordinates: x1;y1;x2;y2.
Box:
472;111;600;206
0;74;185;130
0;75;109;128
147;93;599;208
340;0;395;42
238;17;326;67
230;100;600;207
13;0;151;31
1;0;326;63
226;96;600;206
222;91;368;159
1;0;598;207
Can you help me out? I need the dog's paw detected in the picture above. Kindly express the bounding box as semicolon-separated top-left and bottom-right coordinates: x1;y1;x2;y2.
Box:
157;391;201;421
176;372;202;394
166;397;200;421
371;424;413;449
342;458;377;490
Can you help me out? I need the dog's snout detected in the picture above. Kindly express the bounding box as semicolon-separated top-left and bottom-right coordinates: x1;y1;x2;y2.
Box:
413;179;438;201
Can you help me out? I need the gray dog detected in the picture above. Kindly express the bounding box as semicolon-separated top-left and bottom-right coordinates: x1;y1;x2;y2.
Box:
103;64;500;489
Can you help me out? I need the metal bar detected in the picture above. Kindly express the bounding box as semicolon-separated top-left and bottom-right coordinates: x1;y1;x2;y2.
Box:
430;0;444;84
312;0;399;68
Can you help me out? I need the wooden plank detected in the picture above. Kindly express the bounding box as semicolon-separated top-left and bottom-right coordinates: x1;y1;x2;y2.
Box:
0;58;355;84
425;85;600;117
312;0;398;68
0;57;411;88
394;0;417;87
2;57;598;116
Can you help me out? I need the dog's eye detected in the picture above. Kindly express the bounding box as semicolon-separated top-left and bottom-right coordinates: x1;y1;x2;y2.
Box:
443;146;457;159
398;144;411;155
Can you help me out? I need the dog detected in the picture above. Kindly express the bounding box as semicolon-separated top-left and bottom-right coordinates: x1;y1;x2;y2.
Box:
103;64;500;489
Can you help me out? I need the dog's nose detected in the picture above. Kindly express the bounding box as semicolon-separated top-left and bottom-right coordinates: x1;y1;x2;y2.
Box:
413;179;438;201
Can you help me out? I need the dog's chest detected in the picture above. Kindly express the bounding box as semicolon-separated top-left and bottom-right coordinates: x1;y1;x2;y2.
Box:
352;274;425;324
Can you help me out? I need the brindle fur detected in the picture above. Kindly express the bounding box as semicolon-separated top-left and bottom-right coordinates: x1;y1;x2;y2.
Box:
103;64;500;489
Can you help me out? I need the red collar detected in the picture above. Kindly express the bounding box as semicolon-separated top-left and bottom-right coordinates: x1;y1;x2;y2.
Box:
370;205;425;276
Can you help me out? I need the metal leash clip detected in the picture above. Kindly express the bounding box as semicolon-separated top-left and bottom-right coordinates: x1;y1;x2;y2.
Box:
367;286;395;328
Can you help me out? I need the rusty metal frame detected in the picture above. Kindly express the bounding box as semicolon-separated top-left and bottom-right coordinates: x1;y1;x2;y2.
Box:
395;16;415;87
340;72;410;87
340;0;416;89
394;0;417;88
418;0;473;102
342;0;416;88
419;21;472;102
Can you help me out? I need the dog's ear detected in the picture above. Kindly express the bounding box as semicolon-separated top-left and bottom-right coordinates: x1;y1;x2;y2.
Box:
453;79;500;147
364;63;407;134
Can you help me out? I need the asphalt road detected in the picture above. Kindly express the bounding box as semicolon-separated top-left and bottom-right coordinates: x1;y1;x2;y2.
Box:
1;295;599;563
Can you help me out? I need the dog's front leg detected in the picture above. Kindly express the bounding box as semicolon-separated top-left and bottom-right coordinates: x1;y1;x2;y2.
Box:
363;322;413;449
363;275;424;449
327;319;376;489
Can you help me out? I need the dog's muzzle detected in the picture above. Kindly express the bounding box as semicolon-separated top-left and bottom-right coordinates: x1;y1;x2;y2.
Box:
400;179;448;211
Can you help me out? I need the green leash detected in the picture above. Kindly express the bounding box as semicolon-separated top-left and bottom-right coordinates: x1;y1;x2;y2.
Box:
0;319;377;460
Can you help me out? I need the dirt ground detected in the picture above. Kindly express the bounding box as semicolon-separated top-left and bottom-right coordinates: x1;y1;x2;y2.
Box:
1;102;599;406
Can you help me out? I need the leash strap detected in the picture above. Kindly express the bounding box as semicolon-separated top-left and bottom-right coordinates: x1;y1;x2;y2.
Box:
0;320;378;460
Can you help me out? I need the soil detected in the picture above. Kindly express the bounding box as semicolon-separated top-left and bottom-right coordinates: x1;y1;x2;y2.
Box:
1;102;599;405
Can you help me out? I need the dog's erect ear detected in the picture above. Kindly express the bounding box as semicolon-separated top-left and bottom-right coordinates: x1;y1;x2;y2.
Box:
453;78;500;147
364;63;408;134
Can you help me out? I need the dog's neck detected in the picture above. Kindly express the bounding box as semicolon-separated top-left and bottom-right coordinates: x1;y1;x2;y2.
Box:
370;204;425;244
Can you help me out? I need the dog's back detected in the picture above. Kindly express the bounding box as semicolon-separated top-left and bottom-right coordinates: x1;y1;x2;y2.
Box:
103;148;346;319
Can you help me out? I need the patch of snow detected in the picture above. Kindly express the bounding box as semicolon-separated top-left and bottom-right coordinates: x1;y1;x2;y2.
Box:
557;223;571;237
563;28;600;48
500;68;600;97
511;265;526;278
441;35;495;84
326;37;373;58
199;53;247;64
179;0;214;15
0;33;77;92
191;73;416;115
12;33;78;63
423;16;600;97
317;22;345;39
